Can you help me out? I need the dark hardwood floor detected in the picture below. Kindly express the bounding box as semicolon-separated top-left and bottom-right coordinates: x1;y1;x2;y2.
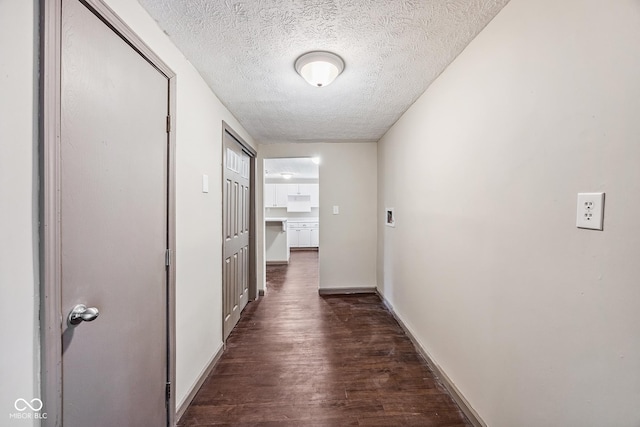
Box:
178;251;472;426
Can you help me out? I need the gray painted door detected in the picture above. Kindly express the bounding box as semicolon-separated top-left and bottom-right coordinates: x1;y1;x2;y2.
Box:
60;0;169;425
222;131;251;340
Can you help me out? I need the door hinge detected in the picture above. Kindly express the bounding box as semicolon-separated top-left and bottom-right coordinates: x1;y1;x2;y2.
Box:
165;249;171;267
166;115;172;133
165;382;171;402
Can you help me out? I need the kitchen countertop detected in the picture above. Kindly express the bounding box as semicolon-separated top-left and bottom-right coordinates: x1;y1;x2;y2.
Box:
265;217;289;222
281;218;319;223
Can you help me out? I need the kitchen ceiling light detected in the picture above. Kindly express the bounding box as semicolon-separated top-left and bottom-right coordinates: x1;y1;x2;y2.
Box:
295;51;344;87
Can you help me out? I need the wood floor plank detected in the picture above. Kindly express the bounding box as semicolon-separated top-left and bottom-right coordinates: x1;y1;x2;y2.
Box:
178;251;471;426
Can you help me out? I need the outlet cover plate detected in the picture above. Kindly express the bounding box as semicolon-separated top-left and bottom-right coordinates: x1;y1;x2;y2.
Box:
576;192;604;230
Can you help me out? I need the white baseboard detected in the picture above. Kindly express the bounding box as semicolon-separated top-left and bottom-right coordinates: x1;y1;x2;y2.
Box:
318;287;377;295
175;343;225;423
376;290;487;427
266;260;289;265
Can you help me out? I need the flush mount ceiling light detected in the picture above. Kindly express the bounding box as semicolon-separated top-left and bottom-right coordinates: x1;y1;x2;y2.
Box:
295;51;345;87
311;157;321;165
281;172;294;179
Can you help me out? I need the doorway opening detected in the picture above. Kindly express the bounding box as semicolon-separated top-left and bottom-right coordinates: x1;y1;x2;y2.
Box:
263;157;320;291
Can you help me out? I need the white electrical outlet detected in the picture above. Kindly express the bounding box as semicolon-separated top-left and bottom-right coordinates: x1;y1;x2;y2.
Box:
576;193;604;230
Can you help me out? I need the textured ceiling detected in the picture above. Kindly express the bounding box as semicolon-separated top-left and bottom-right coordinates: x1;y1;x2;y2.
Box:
138;0;510;144
264;158;319;180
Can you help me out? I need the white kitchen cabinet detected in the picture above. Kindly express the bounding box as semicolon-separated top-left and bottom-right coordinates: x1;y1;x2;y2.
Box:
289;228;311;247
287;194;311;212
288;221;319;248
287;184;300;195
287;227;297;247
286;184;319;207
286;184;305;195
276;185;289;206
288;225;300;247
266;183;319;209
309;185;319;207
285;184;317;196
264;183;289;207
264;183;276;207
297;229;311;246
297;184;313;196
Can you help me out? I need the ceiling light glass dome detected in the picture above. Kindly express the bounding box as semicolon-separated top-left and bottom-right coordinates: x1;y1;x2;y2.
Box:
295;51;345;87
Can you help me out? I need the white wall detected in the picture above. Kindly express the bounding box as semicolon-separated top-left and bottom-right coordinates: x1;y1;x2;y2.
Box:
258;143;377;292
377;0;640;426
0;0;257;414
0;1;39;424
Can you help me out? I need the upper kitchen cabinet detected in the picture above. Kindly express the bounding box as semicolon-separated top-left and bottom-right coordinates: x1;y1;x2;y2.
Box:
309;184;319;208
287;184;319;207
264;183;289;207
265;183;319;209
298;184;319;207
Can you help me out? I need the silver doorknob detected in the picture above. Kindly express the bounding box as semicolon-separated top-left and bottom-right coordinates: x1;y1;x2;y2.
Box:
68;304;100;326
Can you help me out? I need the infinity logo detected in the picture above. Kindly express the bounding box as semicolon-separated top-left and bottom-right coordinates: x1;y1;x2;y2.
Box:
14;398;43;412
